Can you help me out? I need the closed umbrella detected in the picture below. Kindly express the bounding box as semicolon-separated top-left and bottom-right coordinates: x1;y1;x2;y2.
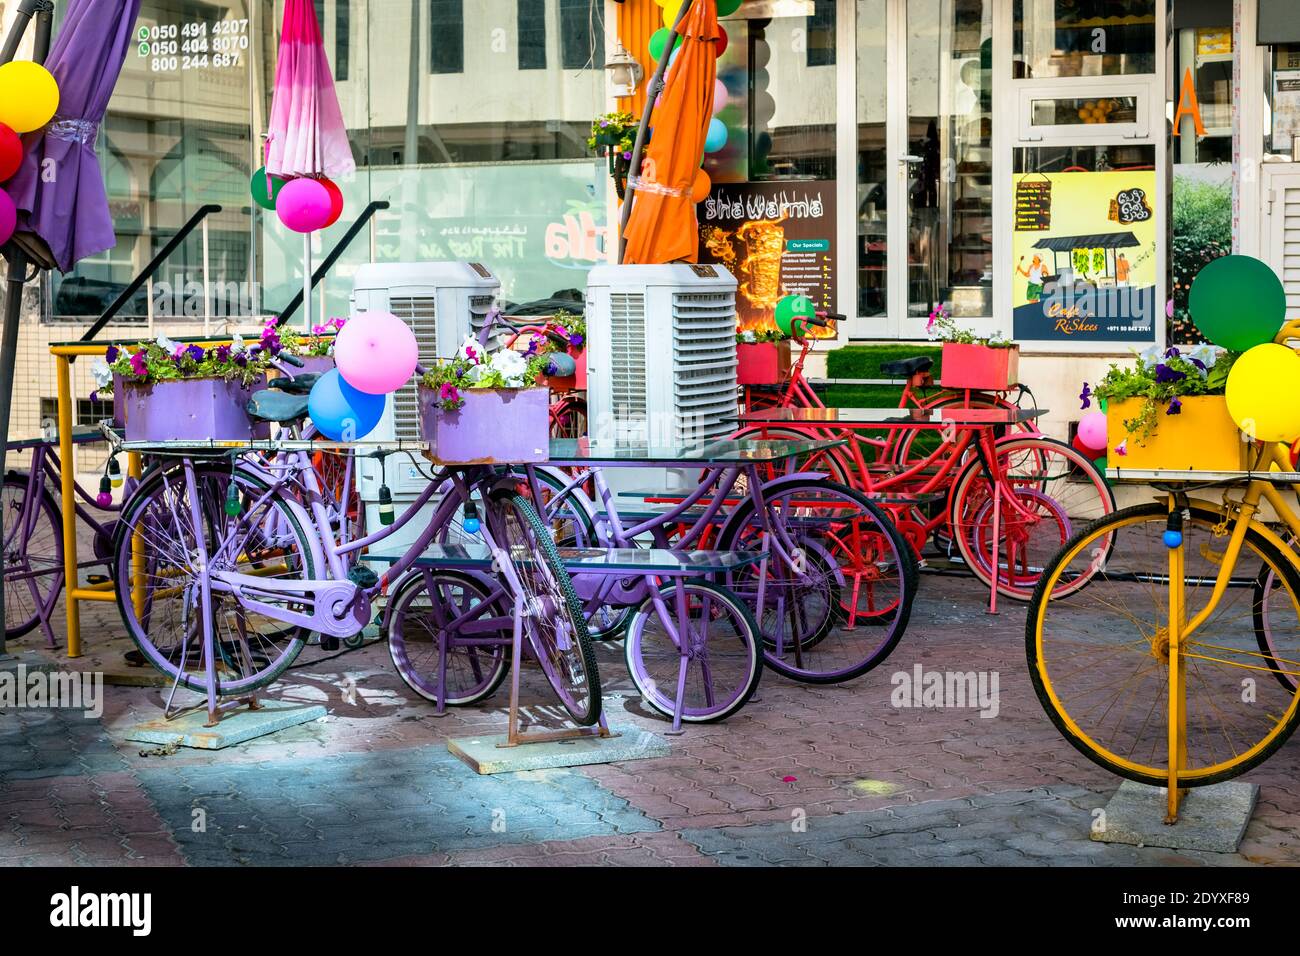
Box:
265;0;354;179
265;0;354;330
621;0;718;265
6;0;143;273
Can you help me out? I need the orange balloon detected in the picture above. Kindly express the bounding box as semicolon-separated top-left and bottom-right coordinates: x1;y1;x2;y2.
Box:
691;170;712;203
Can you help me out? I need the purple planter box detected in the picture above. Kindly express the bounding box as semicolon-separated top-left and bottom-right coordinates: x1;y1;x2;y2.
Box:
111;372;127;428
418;385;550;464
122;377;258;442
297;355;335;376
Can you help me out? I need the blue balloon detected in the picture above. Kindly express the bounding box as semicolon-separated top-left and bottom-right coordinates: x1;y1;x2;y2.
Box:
704;118;728;154
668;46;681;70
308;369;385;441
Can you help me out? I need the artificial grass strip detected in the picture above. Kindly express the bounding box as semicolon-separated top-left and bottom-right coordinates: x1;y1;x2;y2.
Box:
826;344;943;380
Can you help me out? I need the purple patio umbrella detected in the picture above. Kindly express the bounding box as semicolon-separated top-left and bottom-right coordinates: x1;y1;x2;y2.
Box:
6;0;143;273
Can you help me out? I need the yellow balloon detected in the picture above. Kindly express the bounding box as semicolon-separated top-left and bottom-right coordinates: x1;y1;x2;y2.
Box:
662;0;686;26
1225;343;1300;443
0;62;59;134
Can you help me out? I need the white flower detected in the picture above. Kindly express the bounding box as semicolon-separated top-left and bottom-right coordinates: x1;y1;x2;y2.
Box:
1137;344;1163;365
741;329;757;343
91;360;113;388
456;335;484;363
231;333;246;354
156;334;180;354
465;362;490;384
1188;344;1218;371
490;348;528;386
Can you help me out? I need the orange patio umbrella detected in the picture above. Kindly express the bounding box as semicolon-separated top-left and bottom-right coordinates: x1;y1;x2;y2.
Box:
620;0;719;265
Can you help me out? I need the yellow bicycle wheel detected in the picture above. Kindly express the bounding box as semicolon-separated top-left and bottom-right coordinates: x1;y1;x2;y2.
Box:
1027;503;1300;787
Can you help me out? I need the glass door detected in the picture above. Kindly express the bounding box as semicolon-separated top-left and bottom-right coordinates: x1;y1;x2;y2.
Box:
901;0;995;332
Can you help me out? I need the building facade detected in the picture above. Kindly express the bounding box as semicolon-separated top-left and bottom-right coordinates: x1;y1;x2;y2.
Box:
1;0;1297;450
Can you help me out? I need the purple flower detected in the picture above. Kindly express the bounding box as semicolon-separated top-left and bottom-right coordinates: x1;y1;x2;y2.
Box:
185;345;205;362
104;345;119;363
1079;382;1092;410
545;360;558;376
172;345;187;360
569;332;584;348
1164;347;1180;359
234;353;248;368
1188;356;1207;372
312;324;327;335
464;344;477;362
1154;363;1185;385
1167;397;1182;415
89;390;99;403
129;352;148;378
439;382;458;402
329;317;346;330
622;151;632;160
213;345;231;363
524;336;541;358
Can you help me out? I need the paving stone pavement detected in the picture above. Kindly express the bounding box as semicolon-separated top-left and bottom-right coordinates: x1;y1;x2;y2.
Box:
4;571;1300;867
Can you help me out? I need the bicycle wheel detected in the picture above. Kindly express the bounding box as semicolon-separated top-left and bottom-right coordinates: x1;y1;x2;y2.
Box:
892;391;1038;469
550;397;588;440
1254;555;1300;693
484;489;601;725
112;464;317;695
1028;503;1300;787
2;474;63;639
717;478;918;683
386;569;512;706
623;580;762;723
950;436;1115;601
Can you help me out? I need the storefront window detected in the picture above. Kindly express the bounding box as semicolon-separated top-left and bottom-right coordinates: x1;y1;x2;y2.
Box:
1264;45;1300;162
857;0;886;319
1013;0;1157;79
908;0;992;320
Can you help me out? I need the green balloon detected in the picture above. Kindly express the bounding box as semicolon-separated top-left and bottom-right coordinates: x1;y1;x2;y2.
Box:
648;28;681;61
774;294;815;336
1098;396;1108;414
1188;254;1286;352
250;167;286;211
1092;456;1110;484
717;0;744;16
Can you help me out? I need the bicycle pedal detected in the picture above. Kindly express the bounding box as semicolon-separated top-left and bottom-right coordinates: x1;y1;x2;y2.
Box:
320;636;341;651
87;574;109;585
348;566;379;588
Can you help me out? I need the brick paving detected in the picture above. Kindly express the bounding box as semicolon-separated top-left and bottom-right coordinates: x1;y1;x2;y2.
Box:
4;572;1300;867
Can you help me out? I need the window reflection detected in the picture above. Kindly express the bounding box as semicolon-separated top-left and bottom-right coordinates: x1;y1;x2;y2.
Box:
857;0;886;319
1014;0;1157;78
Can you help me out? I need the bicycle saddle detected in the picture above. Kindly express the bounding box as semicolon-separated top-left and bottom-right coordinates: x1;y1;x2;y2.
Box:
266;373;320;395
246;388;310;424
880;356;934;377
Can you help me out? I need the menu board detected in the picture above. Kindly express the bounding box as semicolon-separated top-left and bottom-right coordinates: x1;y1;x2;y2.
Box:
697;180;836;334
1014;178;1053;231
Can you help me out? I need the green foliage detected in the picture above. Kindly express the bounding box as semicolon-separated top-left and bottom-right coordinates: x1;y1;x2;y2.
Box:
1092;349;1231;443
104;338;271;389
1171;177;1232;344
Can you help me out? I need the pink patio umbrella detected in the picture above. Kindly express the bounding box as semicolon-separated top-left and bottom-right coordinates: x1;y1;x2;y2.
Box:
264;0;354;329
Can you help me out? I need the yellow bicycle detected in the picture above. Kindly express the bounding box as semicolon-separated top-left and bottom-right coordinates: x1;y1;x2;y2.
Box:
1028;331;1300;823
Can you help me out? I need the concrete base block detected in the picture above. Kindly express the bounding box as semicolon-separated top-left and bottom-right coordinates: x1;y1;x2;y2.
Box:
120;700;326;750
448;727;671;775
0;651;54;675
1092;779;1258;853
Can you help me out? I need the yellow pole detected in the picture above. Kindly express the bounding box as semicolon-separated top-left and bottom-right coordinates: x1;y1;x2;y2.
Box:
1165;493;1185;824
55;356;81;658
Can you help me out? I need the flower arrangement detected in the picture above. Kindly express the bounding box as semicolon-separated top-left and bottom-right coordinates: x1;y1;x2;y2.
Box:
92;334;271;394
277;316;346;358
736;328;788;344
926;304;1012;347
1088;345;1234;443
550;309;586;351
419;337;552;412
588;111;638;199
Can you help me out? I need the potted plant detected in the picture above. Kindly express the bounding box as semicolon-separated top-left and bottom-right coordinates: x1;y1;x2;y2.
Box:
549;309;587;391
1091;346;1246;471
587;111;637;200
418;338;552;464
928;305;1020;391
97;336;272;442
735;328;792;386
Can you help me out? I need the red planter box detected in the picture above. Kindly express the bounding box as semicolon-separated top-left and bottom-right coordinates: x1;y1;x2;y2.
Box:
939;343;1020;391
736;341;791;386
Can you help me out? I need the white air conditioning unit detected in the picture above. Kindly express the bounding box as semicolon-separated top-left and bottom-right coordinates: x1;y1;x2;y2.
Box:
585;263;738;492
349;262;500;560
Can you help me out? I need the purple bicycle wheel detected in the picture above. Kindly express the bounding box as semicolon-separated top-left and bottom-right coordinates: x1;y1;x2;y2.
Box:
386;569;512;706
2;474;63;640
623;580;761;723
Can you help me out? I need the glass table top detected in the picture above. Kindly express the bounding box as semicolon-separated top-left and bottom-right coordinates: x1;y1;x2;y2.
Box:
366;543;762;574
547;437;846;465
735;406;1046;426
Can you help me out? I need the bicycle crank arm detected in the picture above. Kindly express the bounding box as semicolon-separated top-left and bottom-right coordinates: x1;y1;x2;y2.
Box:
209;571;372;639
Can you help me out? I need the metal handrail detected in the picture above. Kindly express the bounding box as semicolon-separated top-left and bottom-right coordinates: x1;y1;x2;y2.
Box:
276;199;391;327
79;203;223;343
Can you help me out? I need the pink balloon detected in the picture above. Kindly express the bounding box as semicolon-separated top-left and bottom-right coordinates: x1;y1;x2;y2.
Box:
1166;298;1174;318
0;188;14;246
276;178;333;233
1077;411;1108;453
713;80;729;114
334;310;419;395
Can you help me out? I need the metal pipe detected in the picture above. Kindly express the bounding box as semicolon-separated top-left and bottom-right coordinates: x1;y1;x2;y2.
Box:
617;0;697;263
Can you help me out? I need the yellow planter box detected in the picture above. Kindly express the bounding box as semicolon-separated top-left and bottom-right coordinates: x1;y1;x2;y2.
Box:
1107;395;1248;471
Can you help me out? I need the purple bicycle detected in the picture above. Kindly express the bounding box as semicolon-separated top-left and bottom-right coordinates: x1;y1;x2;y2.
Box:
3;428;139;645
